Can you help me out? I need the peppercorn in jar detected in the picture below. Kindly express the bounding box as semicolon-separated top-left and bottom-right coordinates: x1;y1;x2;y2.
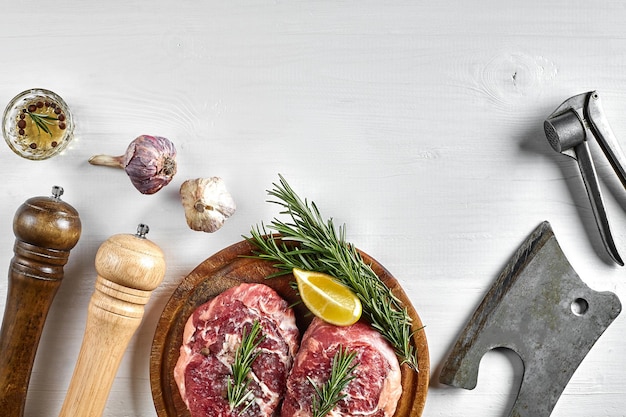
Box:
2;88;74;160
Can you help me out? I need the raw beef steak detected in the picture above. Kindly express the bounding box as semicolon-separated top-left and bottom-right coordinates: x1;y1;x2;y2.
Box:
281;317;402;417
174;283;300;417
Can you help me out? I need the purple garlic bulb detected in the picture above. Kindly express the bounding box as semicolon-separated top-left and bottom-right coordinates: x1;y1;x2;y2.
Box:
88;135;177;195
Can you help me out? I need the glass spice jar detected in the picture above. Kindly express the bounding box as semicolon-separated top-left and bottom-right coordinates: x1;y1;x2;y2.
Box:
2;88;74;160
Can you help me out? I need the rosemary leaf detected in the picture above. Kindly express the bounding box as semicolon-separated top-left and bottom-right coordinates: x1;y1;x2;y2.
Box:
28;112;57;136
245;175;419;371
309;346;358;417
227;320;265;413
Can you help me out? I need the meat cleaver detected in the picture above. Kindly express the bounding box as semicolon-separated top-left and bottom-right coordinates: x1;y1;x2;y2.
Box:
439;221;621;416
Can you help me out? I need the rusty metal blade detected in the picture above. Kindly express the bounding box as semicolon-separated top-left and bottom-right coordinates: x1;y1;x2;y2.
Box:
439;221;621;417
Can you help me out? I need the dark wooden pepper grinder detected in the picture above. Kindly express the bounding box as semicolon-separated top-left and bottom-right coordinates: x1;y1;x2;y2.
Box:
0;186;81;417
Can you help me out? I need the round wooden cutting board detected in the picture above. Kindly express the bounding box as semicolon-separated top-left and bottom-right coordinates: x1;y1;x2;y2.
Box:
150;239;429;417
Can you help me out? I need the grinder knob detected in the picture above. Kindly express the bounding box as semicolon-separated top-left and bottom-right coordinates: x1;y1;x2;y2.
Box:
59;224;165;417
13;185;82;273
0;186;81;417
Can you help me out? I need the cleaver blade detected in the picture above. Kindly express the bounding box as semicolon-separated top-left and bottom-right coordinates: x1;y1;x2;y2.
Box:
439;221;621;417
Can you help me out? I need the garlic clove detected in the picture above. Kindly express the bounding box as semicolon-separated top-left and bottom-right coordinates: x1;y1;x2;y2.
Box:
89;135;177;195
124;135;177;194
180;177;236;233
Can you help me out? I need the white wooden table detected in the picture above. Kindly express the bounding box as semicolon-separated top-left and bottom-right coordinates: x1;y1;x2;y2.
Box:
2;1;626;416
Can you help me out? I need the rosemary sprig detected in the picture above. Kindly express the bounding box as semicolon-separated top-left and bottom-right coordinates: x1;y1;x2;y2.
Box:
27;112;58;136
245;174;419;371
309;346;358;417
227;320;265;413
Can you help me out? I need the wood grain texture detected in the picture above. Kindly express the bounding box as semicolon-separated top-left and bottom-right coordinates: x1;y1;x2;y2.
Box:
1;1;626;416
59;233;166;417
0;193;81;417
150;239;429;417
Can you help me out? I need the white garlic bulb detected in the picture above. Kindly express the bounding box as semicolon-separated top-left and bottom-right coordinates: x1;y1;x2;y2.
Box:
180;177;236;233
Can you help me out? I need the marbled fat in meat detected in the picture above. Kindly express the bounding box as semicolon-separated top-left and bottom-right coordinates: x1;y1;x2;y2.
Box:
281;318;402;417
174;283;300;417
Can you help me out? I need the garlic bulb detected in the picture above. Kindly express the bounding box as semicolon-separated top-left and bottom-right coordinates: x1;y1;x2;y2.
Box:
88;135;177;195
180;177;236;233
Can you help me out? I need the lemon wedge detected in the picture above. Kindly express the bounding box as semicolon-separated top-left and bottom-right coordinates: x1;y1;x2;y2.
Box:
293;267;362;326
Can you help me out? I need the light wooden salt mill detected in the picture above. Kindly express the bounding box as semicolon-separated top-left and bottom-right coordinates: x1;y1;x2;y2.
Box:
0;186;82;417
58;224;165;417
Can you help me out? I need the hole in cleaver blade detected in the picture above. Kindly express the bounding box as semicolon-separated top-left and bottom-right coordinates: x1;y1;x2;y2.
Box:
439;221;621;417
